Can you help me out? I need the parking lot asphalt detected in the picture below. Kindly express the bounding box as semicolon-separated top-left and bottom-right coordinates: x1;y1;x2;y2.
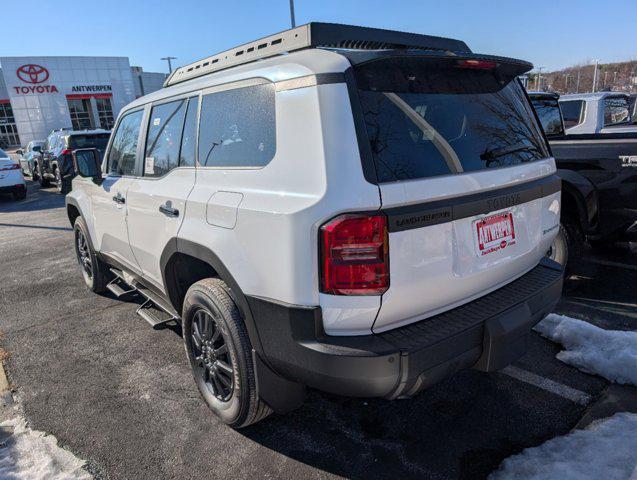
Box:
0;180;635;480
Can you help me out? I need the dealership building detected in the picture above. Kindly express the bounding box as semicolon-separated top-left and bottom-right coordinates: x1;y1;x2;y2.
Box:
0;56;167;147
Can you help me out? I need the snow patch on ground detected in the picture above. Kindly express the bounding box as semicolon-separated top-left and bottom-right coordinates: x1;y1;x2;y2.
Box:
534;313;637;386
490;412;637;480
0;416;91;479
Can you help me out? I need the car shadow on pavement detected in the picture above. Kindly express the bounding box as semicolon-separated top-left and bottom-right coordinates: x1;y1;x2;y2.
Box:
0;180;65;213
558;243;637;330
235;369;585;480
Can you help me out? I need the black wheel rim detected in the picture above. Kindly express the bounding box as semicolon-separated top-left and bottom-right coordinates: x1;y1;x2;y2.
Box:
76;229;93;280
190;309;234;402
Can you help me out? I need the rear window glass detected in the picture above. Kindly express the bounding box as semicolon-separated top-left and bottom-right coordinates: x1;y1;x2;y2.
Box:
603;97;630;126
70;134;110;154
355;59;548;183
530;97;564;137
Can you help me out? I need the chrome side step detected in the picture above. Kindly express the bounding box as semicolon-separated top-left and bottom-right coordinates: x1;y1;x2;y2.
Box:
108;268;179;328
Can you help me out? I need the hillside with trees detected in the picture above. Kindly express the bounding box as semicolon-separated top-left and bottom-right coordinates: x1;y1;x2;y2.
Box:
526;60;637;94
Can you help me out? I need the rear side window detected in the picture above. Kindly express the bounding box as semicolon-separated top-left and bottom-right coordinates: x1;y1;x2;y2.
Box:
603;97;630;126
355;59;549;183
144;99;187;177
109;110;143;176
198;83;275;167
560;100;585;129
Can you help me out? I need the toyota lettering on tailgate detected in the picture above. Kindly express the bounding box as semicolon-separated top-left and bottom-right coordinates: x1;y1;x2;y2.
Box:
476;212;516;256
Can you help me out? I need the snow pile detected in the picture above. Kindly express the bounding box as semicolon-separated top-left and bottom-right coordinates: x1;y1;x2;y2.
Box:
534;313;637;386
0;416;91;480
490;412;637;480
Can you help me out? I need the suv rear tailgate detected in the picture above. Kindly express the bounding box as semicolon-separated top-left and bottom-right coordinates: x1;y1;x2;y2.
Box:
350;53;561;333
375;162;560;332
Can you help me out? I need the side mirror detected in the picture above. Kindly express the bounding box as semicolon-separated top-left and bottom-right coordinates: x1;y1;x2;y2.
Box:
16;149;23;155
72;148;102;184
32;146;41;153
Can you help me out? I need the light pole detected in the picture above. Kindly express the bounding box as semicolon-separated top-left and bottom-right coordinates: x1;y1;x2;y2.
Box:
591;59;599;92
536;67;544;91
289;0;296;28
576;68;581;93
564;73;571;93
161;56;177;73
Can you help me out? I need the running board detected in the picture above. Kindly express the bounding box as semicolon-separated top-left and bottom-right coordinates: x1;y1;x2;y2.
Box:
108;268;179;328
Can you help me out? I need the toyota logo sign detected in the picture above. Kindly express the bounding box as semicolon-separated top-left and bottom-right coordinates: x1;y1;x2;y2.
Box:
16;64;50;84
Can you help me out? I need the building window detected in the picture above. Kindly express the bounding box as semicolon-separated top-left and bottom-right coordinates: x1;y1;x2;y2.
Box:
0;102;20;147
96;97;115;130
68;98;95;130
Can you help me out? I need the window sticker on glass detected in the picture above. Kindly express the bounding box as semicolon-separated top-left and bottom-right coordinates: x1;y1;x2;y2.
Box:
145;156;155;175
153;118;161;126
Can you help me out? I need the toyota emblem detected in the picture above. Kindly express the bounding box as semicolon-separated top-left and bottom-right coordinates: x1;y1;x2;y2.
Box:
16;64;50;84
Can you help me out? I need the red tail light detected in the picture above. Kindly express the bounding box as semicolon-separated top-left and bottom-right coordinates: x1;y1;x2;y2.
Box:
61;149;72;155
0;163;20;171
456;59;498;70
320;213;389;295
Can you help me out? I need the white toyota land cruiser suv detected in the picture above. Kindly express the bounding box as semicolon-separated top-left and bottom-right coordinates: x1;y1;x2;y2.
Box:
66;23;564;428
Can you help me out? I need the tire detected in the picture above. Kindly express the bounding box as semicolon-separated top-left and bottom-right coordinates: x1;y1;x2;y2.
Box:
30;163;39;181
182;278;272;428
547;221;582;270
12;188;26;201
39;172;50;188
55;169;71;194
73;216;110;293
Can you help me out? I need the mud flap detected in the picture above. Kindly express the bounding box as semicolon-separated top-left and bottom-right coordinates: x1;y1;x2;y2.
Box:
252;350;306;414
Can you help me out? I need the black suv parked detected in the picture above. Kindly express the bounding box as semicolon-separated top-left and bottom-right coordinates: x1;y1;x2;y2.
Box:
39;129;110;194
529;91;637;266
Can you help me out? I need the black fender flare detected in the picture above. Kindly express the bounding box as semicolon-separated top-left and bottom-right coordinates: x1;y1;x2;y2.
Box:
159;238;265;356
159;239;306;412
556;169;598;233
65;196;82;226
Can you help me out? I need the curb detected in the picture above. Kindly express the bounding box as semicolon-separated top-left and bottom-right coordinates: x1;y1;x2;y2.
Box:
0;361;13;407
576;384;637;429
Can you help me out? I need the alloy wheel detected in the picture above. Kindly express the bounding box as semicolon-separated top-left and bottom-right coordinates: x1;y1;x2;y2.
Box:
76;229;93;281
190;309;234;402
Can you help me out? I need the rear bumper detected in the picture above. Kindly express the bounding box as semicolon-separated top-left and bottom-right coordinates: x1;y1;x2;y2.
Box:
0;183;26;195
249;257;563;399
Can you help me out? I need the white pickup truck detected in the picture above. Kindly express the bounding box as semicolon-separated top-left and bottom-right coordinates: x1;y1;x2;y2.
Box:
559;92;637;135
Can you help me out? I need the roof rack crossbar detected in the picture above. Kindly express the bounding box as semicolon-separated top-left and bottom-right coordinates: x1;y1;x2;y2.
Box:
164;22;471;87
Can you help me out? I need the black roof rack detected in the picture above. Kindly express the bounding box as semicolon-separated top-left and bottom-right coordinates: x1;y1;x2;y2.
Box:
164;22;471;87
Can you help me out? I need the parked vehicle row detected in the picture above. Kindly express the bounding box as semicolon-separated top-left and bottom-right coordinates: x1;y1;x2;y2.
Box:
0;147;27;200
559;92;637;134
15;128;110;195
528;92;637;267
66;23;564;428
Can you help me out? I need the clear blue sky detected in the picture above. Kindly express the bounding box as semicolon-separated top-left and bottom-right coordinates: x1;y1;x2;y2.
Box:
3;0;636;73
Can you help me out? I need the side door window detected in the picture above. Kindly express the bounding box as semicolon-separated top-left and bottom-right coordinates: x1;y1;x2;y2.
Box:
108;110;144;176
179;96;199;167
560;100;585;129
144;99;187;177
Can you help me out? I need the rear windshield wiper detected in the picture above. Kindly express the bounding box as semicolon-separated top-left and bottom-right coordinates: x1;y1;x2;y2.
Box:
480;144;542;161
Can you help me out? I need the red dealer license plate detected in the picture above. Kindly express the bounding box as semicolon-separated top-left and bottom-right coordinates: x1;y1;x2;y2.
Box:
475;212;516;256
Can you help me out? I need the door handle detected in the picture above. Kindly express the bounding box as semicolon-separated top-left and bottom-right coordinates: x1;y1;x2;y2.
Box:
159;201;179;217
112;193;125;204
